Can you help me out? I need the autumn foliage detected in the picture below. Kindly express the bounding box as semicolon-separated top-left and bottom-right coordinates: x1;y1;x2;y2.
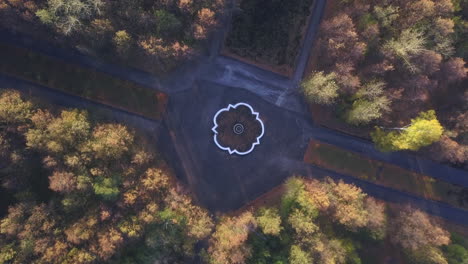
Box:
305;0;467;164
206;176;463;264
0;0;224;73
0;90;213;263
1;91;466;263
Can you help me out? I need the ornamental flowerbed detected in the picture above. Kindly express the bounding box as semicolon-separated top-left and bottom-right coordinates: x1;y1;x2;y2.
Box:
212;103;264;155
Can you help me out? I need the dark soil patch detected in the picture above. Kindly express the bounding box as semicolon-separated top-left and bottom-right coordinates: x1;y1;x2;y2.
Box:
225;0;314;68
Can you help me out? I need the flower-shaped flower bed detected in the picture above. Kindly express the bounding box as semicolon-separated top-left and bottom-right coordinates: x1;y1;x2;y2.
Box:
212;103;265;155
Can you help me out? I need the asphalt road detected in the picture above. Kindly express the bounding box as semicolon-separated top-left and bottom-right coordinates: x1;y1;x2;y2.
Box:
1;0;467;224
0;74;163;141
2;76;467;225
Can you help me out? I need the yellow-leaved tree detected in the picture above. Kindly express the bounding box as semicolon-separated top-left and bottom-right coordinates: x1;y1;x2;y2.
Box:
371;110;443;151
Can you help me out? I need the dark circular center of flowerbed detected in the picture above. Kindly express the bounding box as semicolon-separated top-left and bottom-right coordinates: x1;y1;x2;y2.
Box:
215;105;262;153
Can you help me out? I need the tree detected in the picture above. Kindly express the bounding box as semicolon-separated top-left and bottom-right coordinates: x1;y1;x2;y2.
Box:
318;13;366;64
0;203;29;237
0;243;16;263
288;209;318;235
346;97;391;125
118;216;143;238
434;18;455;37
36;0;104;35
373;5;400;30
40;240;69;263
178;0;193;11
26;109;90;153
132;150;153;166
96;228;123;260
138;36;191;63
431;135;467;164
301;72;339;105
426;15;457;57
434;0;455;16
441;57;467;83
113;30;132;54
282;177;318;218
289;245;312;264
318;238;347;264
326;179;369;230
346;81;391;125
444;244;468;264
0;203;59;262
406;0;436;24
283;177;307;205
154;10;182;35
391;207;450;251
363;197;386;240
354;80;385;99
410;247;448;264
193;8;216;39
140;168;170;192
255;208;282;236
0;0;38;24
414;50;442;75
207;212;256;264
371;110;443;151
334;62;361;93
370;130;399;152
384;28;427;72
197;8;216;28
63;247;95;264
49;171;77;193
0;90;32;126
305;178;386;235
65;215;98;245
0;96;214;263
92;176;120;200
304;180;331;211
164;189;214;240
84;123;133;160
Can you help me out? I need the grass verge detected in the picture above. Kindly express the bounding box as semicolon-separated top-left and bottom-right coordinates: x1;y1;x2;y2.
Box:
304;140;468;210
0;43;167;120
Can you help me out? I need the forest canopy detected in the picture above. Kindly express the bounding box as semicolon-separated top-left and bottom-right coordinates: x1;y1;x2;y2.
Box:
0;89;466;263
0;0;224;73
303;0;467;167
206;176;467;264
0;90;213;263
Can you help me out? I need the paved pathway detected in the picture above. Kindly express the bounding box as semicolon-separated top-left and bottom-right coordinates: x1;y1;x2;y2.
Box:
0;74;163;140
304;126;468;187
1;0;467;224
283;158;468;226
4;74;467;225
291;0;327;85
0;29;166;92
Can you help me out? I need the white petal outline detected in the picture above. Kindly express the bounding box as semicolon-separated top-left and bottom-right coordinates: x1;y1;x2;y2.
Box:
212;102;265;155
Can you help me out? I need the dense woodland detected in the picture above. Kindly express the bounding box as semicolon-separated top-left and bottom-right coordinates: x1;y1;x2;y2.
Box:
0;90;213;263
1;90;467;264
0;0;224;73
1;0;468;262
206;177;468;264
302;0;467;167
